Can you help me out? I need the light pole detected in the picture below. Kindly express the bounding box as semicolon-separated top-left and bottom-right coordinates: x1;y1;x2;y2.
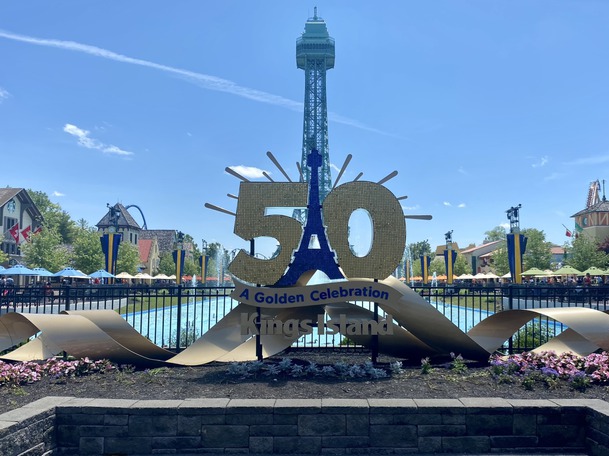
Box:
444;230;456;285
199;240;209;287
506;204;525;284
173;231;185;284
100;203;122;282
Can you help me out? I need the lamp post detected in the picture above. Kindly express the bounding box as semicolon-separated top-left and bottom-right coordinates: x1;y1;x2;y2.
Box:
100;203;122;282
444;230;456;285
173;231;185;285
199;240;209;287
506;204;526;284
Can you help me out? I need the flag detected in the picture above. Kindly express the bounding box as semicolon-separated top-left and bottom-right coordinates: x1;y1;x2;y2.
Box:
565;229;572;237
8;223;19;243
21;225;31;241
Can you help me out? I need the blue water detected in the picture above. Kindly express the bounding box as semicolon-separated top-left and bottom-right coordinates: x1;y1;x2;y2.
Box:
121;298;497;348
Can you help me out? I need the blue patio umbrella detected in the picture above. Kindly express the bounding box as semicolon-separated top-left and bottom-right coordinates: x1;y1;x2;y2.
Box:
89;269;115;279
53;267;89;278
0;264;38;275
31;267;54;277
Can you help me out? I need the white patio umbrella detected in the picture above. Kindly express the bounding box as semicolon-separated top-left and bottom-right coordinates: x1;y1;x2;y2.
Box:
115;272;135;279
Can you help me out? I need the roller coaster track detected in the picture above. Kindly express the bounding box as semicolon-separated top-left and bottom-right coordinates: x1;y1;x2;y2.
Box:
125;204;148;230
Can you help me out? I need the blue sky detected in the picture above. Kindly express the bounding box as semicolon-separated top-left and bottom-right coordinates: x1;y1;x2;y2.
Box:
1;1;608;258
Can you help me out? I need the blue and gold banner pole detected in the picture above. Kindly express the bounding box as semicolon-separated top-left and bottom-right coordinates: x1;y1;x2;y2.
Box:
420;255;431;285
444;249;457;285
173;249;185;285
100;232;122;283
507;233;527;284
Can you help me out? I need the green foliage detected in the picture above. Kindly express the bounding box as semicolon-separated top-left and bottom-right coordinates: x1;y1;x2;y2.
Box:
170;322;200;348
0;249;8;265
491;247;510;276
452;254;470;276
28;189;77;244
408;240;432;264
20;228;71;271
484;226;507;243
450;353;468;374
420;357;433;374
158;252;176;276
429;258;445;275
512;322;554;350
116;242;140;274
566;234;609;271
521;228;553;270
72;228;105;274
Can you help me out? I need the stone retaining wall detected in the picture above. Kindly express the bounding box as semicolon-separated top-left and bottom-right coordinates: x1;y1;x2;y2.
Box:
1;397;609;455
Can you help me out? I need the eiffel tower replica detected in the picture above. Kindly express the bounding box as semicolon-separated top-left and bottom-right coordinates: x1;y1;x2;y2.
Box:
275;149;343;287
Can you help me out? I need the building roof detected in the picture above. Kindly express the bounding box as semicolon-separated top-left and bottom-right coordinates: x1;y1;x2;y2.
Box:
434;243;461;256
138;239;153;263
459;239;503;255
572;199;609;217
551;246;565;254
0;188;43;222
139;229;176;253
96;203;141;230
0;188;21;206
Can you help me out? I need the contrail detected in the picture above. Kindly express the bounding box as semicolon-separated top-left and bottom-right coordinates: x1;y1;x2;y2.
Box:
0;29;393;136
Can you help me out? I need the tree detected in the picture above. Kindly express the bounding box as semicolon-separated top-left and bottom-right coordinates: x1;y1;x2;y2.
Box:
28;189;77;244
453;254;470;276
491;247;510;276
521;228;552;270
116;242;140;275
429;258;445;276
408;240;432;262
72;228;105;274
158;252;176;276
566;234;609;271
484;226;507;243
0;249;8;265
20;228;71;272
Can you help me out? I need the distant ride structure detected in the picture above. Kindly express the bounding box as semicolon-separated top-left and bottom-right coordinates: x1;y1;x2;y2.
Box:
297;7;335;203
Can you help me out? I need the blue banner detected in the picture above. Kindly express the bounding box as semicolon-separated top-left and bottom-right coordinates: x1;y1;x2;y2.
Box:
100;233;122;276
507;233;527;284
173;249;185;284
420;255;431;284
199;255;210;284
443;249;458;284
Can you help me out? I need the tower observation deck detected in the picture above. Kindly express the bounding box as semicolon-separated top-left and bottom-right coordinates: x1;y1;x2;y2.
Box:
297;7;335;203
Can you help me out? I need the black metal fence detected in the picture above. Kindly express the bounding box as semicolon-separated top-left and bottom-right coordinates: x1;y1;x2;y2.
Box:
1;282;607;356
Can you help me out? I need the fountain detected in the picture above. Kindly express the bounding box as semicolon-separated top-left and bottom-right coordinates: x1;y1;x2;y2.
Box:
431;271;438;287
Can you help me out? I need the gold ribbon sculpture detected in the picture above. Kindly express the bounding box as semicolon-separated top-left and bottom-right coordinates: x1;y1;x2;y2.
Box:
2;276;609;366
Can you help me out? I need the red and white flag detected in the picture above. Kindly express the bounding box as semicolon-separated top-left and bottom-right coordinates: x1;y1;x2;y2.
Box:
21;225;31;242
8;223;19;243
33;226;42;235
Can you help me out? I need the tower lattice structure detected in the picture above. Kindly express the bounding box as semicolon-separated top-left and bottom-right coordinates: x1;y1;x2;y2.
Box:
297;8;334;203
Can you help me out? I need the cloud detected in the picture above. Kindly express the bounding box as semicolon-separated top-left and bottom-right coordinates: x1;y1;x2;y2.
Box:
457;203;466;208
500;223;510;230
330;163;340;173
0;87;9;102
0;29;388;135
457;166;467;175
544;172;564;181
63;123;133;156
402;204;420;211
443;201;451;207
531;155;549;168
565;154;609;166
228;165;268;179
53;191;65;197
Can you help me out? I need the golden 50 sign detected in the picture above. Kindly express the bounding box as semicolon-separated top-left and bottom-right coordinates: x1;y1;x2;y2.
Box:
2;150;609;367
